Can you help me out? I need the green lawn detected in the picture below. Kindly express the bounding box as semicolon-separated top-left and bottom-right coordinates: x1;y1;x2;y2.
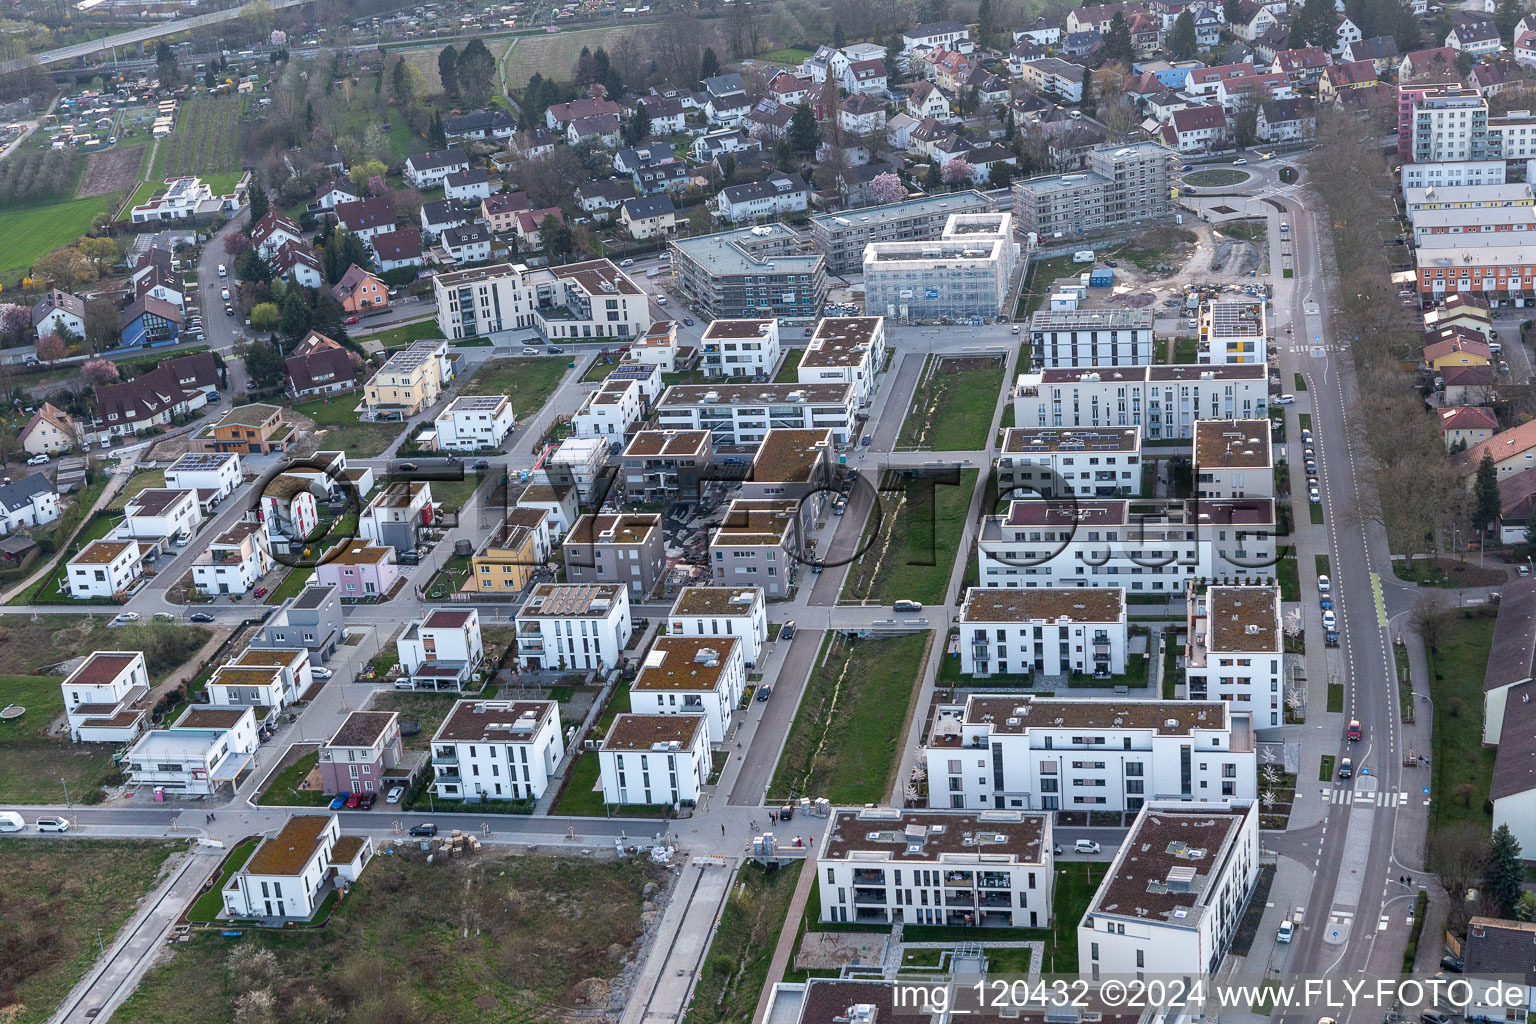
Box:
0;674;119;804
149;93;244;181
774;348;804;382
550;751;667;817
771;632;931;804
357;318;440;350
689;861;803;1024
582;355;618;382
1276;550;1299;602
1184;168;1249;188
186;838;257;922
1019;255;1078;317
0;195;117;286
367;691;465;750
263;567;315;605
107;469;167;510
842;469;976;606
290;396;401;458
466;358;570;422
897;358;1006;450
1;837;180;1024
1327;682;1344;713
1320;755;1334;781
254;750;331;806
755;47;814;63
1171;337;1198;363
1294;372;1308;392
322;102;419;164
1429;612;1498;833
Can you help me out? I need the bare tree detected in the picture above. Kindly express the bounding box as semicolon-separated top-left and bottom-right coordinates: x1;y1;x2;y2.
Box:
647;16;705;88
1410;591;1454;653
1428;823;1487;935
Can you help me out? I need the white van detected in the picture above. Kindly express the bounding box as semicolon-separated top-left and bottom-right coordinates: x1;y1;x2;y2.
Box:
0;810;23;832
1072;250;1095;264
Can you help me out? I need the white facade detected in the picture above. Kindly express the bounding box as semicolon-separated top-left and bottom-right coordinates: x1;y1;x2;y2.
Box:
433;395;515;451
654;382;858;445
1013;365;1271;439
166;451;243;500
997;426;1141;500
191;522;274;596
124;725;249;796
432;260;653;342
699;318;782;378
817;807;1055;929
221;814;370;920
628;635;746;743
114;488;200;545
599;714;708;807
515;583;633;671
572;377;645;440
1079;800;1260;978
798;317;887;409
1186;584;1285;728
923;695;1257;812
1198;299;1267;365
668;586;768;668
62;651;149;742
957;587;1129;678
428;699;567;802
1193;420;1273;500
1029;309;1155;368
397;609;484;687
0;478;61;535
205;663;298;711
1400;160;1508;190
66;540;144;599
548;437;610;503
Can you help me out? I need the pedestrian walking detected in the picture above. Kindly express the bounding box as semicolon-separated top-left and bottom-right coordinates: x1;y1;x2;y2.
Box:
721;823;726;836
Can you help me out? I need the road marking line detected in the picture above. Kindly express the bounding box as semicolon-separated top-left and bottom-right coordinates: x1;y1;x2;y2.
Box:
1371;572;1387;627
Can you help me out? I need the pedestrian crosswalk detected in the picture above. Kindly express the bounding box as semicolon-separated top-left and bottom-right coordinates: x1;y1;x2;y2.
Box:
1327;789;1410;806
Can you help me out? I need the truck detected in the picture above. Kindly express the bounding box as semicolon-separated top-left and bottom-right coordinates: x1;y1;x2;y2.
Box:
1072;250;1095;264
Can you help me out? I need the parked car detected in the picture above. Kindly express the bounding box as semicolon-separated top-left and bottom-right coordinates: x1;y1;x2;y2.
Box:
386;785;405;804
781;620;795;640
398;462;418;472
1422;1012;1451;1024
311;666;333;680
253;586;268;598
521;346;539;354
329;794;348;809
1320;595;1332;611
26;454;47;465
1322;610;1337;630
619;258;634;267
1440;955;1464;973
217;264;227;277
1318;575;1331;593
1309;485;1321;504
683;317;695;326
1325;630;1340;647
224;305;234;317
36;816;70;832
1233;157;1248;165
0;811;23;832
189;612;215;623
358;792;376;810
548;346;565;354
109;612;140;626
1275;393;1297;405
245;380;256;390
345;792;362;808
343;315;361;325
756;685;772;702
1277;919;1295;943
409;823;438;837
153;612;176;621
1073;839;1101;854
472;460;490;470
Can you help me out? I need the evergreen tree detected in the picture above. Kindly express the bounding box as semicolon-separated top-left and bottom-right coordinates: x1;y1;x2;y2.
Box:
156;42;179;87
722;154;737;180
523;73;550;127
1295;0;1340;47
977;0;997;48
603;66;625;100
1171;10;1199;58
305;101;315;132
1079;67;1095;115
1383;0;1422;50
1103;11;1134;62
788;103;820;155
575;46;596;84
429;110;447;149
1474;451;1503;534
279;289;312;340
1497;0;1523;41
624;102;653;146
235;247;271;285
438;45;460;98
1485;825;1525;918
1286;20;1308;48
593;48;612;83
247;182;269;226
541;214;572;261
699;47;722;82
833;19;847;48
1223;0;1243;26
456;38;497;108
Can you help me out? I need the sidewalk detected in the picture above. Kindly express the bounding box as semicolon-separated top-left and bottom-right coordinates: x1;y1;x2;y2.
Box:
750;852;817;1024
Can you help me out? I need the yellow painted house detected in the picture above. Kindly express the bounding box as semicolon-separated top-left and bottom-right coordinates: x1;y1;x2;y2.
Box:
361;340;453;421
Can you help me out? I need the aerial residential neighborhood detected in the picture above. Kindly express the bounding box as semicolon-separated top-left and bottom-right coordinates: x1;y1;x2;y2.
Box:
5;0;1536;1020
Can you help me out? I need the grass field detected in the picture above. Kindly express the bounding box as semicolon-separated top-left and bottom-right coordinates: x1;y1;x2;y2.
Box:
689;862;803;1023
115;853;666;1024
466;358;570;421
756;47;814;63
366;691;464;750
0;673;117;805
186;838;257;922
322;102;419;165
1;837;180;1024
107;469;166;510
501;27;637;89
0;194;116;286
1184;168;1250;188
290;396;401;458
1428;611;1498;834
358;318;440;350
254;750;331;806
842;469;976;606
151;94;244;181
897;357;1006;450
775;347;803;382
771;631;931;804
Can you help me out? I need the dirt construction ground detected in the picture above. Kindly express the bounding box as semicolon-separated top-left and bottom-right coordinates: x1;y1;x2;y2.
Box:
77;145;144;198
1090;222;1268;311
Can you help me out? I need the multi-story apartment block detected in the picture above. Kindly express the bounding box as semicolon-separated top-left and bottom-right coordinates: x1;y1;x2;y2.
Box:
809;191;993;274
1406;86;1495;163
599;713;709;807
1185;582;1283;727
515;582;633;671
1198;300;1267;364
432;395;515;451
1013;365;1271;438
798;318;888;412
1012;142;1172;237
114;487;200;547
205;660;298;711
654;382;858;445
432;260;653;341
957;587;1128;678
544;436;611;504
63;651;150;742
924;694;1257;811
862;214;1017;322
741;428;838;534
817;807;1054;928
997;426;1141;499
1029;309;1155;368
226;647;313;706
699;318;782;378
251;585;344;662
668;586;768;667
624;320;683;373
572;377;645;440
362;340;453;420
977;498;1278;592
670;224;827;321
125;721;252;796
1079;800;1260;978
165;450;242;502
359;481;434;554
396;609;484;691
1193;420;1273;500
428;700;566;801
629;635;746;742
67;540;144;598
710;498;801;598
621;430;714;502
191;521;273;595
564;513;665;598
318;711;404;795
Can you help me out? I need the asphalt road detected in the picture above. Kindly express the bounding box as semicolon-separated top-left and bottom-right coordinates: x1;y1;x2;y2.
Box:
727;627;824;805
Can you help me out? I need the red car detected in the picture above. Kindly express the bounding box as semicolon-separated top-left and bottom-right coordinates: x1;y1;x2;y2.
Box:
253;586;268;598
345;792;362;808
343;315;361;325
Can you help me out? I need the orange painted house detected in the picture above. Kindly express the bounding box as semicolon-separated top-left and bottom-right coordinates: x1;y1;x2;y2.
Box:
331;265;390;314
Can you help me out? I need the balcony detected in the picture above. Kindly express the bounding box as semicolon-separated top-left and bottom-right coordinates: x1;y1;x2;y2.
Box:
979;893;1013;909
977;872;1011;889
852;869;886;886
943;871;974;885
945;892;976;908
853;890;887;905
431;750;458;764
435;767;461;780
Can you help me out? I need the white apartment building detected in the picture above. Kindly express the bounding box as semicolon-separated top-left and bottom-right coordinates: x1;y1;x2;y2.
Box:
997;426;1141;500
1400;160;1508;190
628;635;746;743
1408;89;1496;163
432;260;653;342
516;582;633;671
1186;583;1284;728
1198;300;1267;365
125;724;251;796
547;436;610;503
699;318;782;378
222;647;313;707
206;662;297;711
799;317;887;409
625;321;682;373
359;481;433;554
817;807;1055;929
710;499;801;598
191;521;273;596
67;540;144;599
977;499;1278;593
1079;800;1260;978
572;377;645;440
396;608;484;691
599;713;709;807
654;382;858;445
113;488;200;547
165;451;242;501
432;395;515;452
1193;420;1273;500
222;814;372;921
862;213;1019;322
668;585;768;668
428;699;567;802
923;694;1257;812
714;172;810;222
62;651;150;743
1013;365;1271;439
957;587;1128;678
1028;309;1156;368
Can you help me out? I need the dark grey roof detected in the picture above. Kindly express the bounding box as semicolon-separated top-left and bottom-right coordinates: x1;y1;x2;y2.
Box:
909;19;966;36
32;288;84;326
1484;578;1536;693
445;109;516;135
445;167;490;188
422;199;477;227
406;146;470;172
720;172;807;205
1462;917;1536;981
1493;681;1536;800
444;224;490;248
622;195;676;220
701;72;746;97
0;472;54;513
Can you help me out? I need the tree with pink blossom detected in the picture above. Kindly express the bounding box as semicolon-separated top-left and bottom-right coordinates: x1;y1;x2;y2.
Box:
368;175;389;197
223;233;253;257
869;171;906;204
0;303;30;339
82;358;120;388
940;157;973;188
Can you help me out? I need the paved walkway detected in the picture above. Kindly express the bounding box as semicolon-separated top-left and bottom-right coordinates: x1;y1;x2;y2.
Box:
621;854;737;1024
750;853;818;1024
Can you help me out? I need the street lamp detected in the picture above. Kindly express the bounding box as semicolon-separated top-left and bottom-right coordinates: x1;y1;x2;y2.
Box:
61;778;70;807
